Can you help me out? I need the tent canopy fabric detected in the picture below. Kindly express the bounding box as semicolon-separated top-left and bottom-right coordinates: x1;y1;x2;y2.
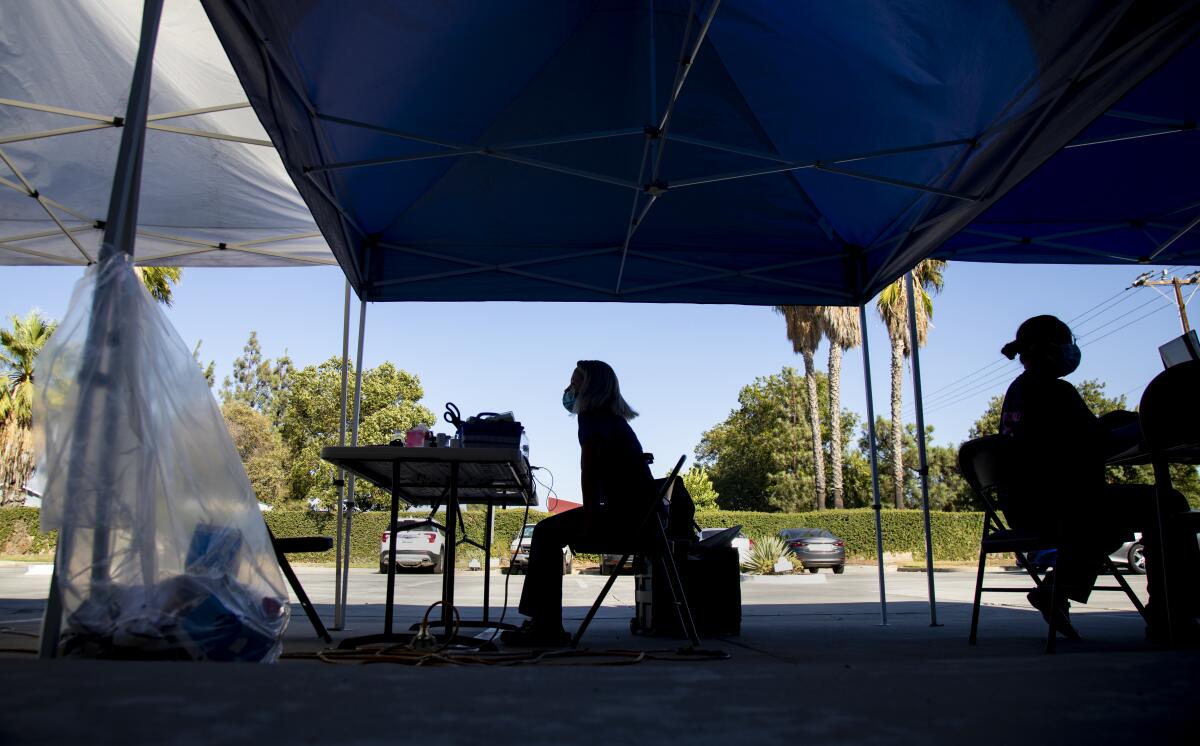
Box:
936;39;1200;267
0;0;334;267
202;0;1199;305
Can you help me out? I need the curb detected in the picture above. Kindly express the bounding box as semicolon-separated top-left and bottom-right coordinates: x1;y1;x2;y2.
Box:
740;573;827;584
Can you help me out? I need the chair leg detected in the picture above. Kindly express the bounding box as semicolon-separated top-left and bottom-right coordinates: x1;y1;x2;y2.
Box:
652;521;701;647
571;554;629;648
1045;570;1059;654
276;548;333;644
968;545;988;645
1105;557;1148;620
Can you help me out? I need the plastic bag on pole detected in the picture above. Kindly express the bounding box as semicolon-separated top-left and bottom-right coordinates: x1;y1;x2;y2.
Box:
35;255;289;661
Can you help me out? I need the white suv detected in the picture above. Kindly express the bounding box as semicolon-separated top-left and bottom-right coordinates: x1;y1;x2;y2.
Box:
380;519;446;574
508;523;573;574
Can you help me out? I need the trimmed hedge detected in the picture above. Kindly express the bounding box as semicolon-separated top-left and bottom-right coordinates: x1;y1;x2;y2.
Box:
692;508;984;562
1;506;984;563
0;507;56;555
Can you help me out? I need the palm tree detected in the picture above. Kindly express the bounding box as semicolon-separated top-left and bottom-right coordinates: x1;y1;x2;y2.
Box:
876;260;945;508
134;266;183;306
0;312;57;506
819;306;861;509
775;306;826;509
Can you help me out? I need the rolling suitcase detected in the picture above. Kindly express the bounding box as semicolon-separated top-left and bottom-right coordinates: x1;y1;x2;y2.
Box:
632;544;741;637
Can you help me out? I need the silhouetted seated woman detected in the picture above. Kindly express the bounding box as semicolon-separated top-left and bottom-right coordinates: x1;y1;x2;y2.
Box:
999;315;1196;642
501;360;654;647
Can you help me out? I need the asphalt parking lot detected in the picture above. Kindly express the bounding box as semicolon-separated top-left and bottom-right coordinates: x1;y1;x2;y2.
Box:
2;563;1194;746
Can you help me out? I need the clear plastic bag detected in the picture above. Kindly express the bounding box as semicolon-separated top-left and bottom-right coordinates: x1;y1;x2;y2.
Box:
34;254;289;661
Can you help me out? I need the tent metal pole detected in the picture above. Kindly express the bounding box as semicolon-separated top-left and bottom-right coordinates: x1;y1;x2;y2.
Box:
339;298;368;621
905;271;940;626
332;280;351;629
40;0;165;659
859;302;888;625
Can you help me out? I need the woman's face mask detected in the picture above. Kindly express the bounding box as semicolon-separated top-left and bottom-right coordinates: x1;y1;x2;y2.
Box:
1051;343;1082;377
562;387;577;414
1034;342;1081;377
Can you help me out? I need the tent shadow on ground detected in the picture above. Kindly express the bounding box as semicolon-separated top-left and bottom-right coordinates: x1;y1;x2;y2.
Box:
2;597;1197;744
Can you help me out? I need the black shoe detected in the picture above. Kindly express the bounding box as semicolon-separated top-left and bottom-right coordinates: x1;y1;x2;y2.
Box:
499;620;571;648
1027;589;1081;640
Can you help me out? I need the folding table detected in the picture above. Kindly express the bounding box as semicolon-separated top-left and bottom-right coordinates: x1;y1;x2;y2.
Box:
320;445;534;648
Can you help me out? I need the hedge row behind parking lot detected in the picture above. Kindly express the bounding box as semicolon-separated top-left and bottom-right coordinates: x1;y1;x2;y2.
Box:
2;506;984;564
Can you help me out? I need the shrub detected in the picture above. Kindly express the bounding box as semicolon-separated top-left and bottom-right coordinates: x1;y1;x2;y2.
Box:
741;533;792;574
0;506;985;563
0;508;56;555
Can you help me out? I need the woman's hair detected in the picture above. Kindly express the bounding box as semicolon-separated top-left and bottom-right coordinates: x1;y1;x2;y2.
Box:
573;360;638;420
1001;314;1073;360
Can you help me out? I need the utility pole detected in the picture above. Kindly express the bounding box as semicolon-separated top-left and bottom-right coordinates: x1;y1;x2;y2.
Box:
1132;270;1200;334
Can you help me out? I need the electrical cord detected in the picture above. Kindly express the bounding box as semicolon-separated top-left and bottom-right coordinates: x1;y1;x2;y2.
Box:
474;491;532;650
282;644;729;667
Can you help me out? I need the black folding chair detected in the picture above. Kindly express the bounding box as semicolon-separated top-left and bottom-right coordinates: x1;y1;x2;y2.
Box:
958;436;1146;653
268;526;334;644
569;455;700;648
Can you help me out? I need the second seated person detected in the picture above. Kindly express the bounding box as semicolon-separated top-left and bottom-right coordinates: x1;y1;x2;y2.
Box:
502;360;655;646
998;314;1197;642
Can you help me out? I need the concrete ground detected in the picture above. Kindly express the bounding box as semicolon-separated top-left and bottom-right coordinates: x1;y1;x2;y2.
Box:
0;562;1196;745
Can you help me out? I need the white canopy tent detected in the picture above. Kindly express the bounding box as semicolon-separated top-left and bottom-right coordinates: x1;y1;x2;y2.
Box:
0;0;333;267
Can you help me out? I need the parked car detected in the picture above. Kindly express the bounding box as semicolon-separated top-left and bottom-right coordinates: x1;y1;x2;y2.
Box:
509;524;573;575
780;528;846;573
601;527;754;574
697;527;754;565
1025;533;1145;574
379;519;445;574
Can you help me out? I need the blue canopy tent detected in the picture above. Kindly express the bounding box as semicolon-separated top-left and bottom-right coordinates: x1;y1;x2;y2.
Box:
936;40;1200;266
200;0;1200;305
36;1;1196;646
193;0;1200;629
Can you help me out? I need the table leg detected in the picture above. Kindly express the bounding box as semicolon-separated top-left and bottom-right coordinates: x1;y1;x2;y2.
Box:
483;501;493;623
384;463;401;636
442;461;459;632
1152;458;1175;644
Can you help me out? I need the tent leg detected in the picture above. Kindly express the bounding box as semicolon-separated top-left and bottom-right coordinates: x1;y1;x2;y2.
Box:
859;303;888;626
339;299;368;620
905;272;940;627
38;542;64;658
41;0;164;659
332;280;351;630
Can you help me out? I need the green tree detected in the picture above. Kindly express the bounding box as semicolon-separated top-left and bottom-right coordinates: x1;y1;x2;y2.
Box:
680;465;719;511
222;331;293;428
133;266;183;305
858;418;971;510
222;401;289;506
696;367;859;512
0;312;57;506
967;379;1200;509
775;306;827;509
876;261;945;508
820;305;862;508
192;340;216;388
279;357;435;509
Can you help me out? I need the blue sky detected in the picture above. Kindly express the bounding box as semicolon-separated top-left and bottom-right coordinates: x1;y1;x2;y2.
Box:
2;260;1194;506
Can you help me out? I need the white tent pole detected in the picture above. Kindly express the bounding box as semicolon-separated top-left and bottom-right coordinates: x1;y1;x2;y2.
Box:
332;280;351;629
338;298;368;620
905;271;940;626
40;0;165;659
858;302;888;625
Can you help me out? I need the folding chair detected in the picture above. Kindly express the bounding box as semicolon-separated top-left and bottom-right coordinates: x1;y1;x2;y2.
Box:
1137;360;1200;643
268;526;334;644
569;455;700;648
958;436;1146;653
